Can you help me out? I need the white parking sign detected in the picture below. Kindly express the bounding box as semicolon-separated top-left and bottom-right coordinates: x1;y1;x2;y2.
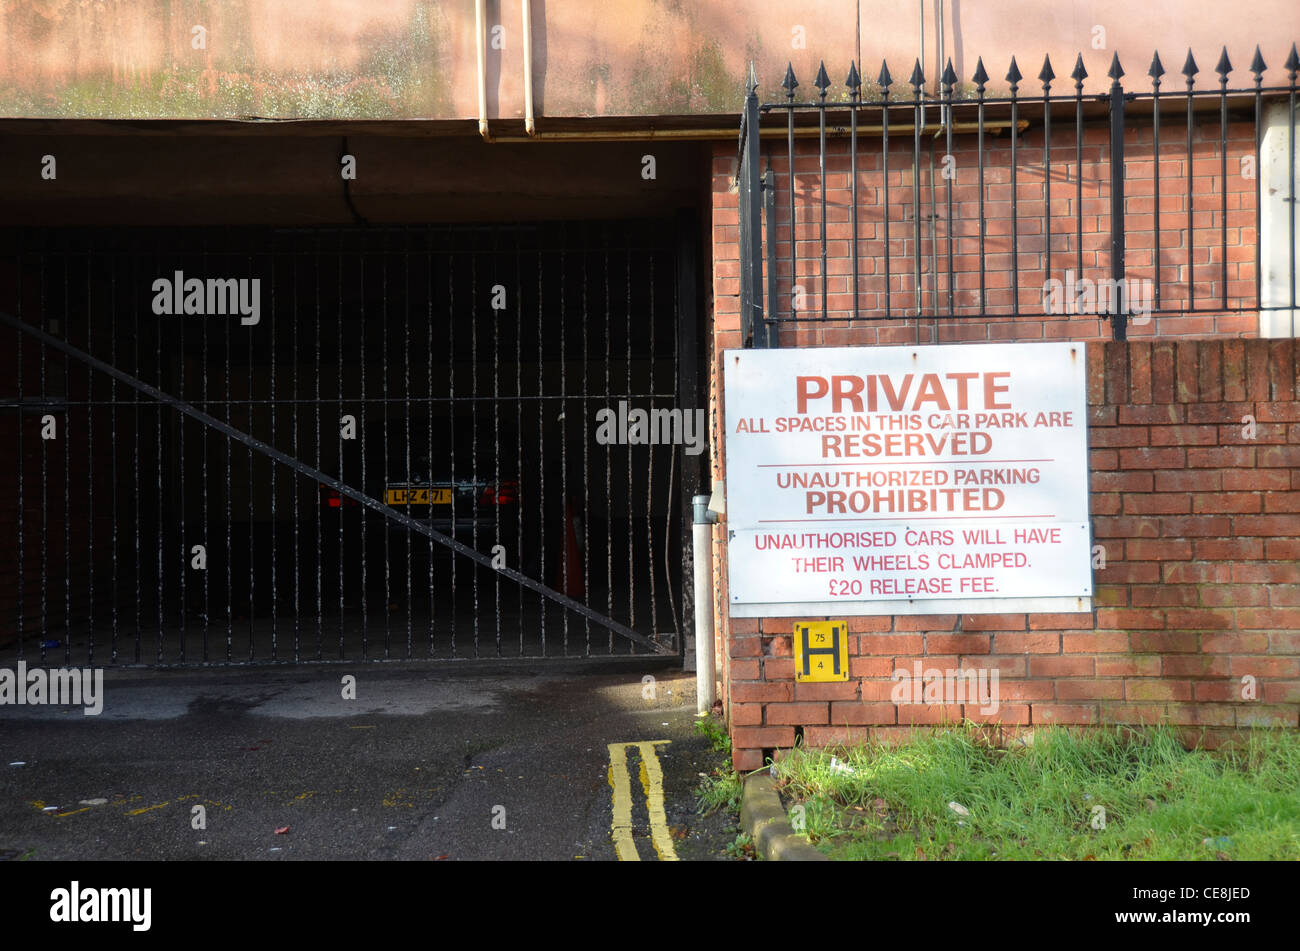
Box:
723;343;1093;617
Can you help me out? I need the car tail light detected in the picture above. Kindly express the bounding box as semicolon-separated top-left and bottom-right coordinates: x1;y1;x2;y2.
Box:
480;481;519;505
320;485;358;508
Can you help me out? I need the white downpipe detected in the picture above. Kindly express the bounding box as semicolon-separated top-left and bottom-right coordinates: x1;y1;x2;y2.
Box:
1261;99;1300;336
475;0;492;141
693;495;716;715
522;0;537;137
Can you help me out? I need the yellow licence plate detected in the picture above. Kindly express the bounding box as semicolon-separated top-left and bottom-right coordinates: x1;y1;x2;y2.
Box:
387;488;452;505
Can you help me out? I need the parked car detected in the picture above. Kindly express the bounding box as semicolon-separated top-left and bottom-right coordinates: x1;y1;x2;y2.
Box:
318;410;538;590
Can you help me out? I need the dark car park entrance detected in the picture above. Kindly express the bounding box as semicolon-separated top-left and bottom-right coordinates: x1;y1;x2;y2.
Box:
0;217;701;665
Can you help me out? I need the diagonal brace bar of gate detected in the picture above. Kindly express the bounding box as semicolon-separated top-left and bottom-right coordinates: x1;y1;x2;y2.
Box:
0;310;669;655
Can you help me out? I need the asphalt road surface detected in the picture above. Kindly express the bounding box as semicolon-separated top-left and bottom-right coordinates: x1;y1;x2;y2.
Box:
0;660;739;861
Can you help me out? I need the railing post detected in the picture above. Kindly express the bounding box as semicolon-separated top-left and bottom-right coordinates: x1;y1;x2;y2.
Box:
740;66;765;348
761;166;778;348
1107;54;1128;341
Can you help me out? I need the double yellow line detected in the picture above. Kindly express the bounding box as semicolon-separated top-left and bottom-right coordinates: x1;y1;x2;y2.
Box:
607;741;678;861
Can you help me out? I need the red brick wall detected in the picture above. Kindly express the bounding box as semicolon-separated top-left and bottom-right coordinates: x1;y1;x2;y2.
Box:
716;340;1300;770
709;126;1299;769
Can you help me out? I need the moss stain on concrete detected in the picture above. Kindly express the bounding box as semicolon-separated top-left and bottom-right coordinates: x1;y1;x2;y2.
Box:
0;0;452;119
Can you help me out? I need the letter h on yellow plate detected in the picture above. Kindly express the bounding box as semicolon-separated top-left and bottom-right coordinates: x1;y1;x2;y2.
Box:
794;621;849;682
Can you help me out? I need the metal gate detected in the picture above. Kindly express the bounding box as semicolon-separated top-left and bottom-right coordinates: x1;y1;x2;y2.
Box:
0;219;700;665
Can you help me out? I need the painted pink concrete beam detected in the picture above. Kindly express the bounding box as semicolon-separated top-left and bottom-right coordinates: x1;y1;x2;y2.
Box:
0;1;1294;121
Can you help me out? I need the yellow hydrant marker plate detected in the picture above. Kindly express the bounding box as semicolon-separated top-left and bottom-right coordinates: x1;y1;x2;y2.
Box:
793;620;849;682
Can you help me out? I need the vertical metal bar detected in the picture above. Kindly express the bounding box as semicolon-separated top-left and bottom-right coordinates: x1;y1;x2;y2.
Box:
15;250;24;658
581;230;591;655
405;231;414;660
976;60;988;312
514;231;523;656
1152;54;1164;311
944;60;957;316
427;230;437;657
85;248;95;665
491;228;502;656
113;245;121;659
882;62;894;317
1040;57;1053;301
157;241;166;662
470;247;481;657
197;238;206;662
912;61;924;318
449;236;458;655
358;246;368;659
603;228;612;655
1074;56;1085;286
292;240;301;663
338;233;348;657
15;250;23;656
1109;54;1128;340
743;71;764;343
382;242;391;659
1009;58;1022;317
37;240;48;655
738;125;751;345
764;167;778;346
625;232;634;637
849;63;861;322
40;241;48;657
269;234;278;660
816;63;829;324
246;247;255;661
647;246;658;648
137;238;145;662
315;232;324;661
536;237;546;653
558;233;568;654
1219;50;1231;311
786;67;797;320
928;137;939;320
63;250;72;663
174;243;182;663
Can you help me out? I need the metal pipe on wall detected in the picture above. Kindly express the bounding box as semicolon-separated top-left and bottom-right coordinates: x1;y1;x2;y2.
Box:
692;495;716;715
522;0;537;137
476;0;492;141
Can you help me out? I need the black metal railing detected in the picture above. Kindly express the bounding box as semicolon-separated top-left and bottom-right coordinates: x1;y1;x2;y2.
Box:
737;44;1300;343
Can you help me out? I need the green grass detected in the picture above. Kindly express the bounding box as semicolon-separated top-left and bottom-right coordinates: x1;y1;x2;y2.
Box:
694;714;732;754
770;723;1300;860
724;831;756;860
696;767;743;816
693;713;741;815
